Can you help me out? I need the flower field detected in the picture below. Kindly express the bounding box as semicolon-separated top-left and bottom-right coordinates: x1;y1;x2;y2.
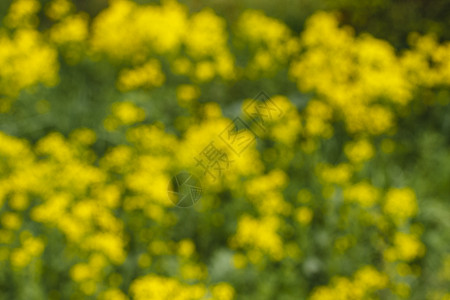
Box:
0;0;449;299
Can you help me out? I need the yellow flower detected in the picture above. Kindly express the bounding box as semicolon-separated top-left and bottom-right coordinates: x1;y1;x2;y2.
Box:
1;212;22;230
212;282;235;300
91;0;188;59
383;188;418;223
295;207;314;225
237;10;297;75
85;233;126;264
178;239;195;257
232;214;284;260
290;11;411;136
344;139;375;163
98;288;128;300
117;60;165;91
310;265;388;300
11;249;30;268
344;181;379;207
181;263;206;280
9;193;29;211
4;0;41;29
171;57;192;75
22;235;44;256
176;84;200;106
70;263;92;282
109;101;146;126
81;280;97;295
317;163;352;185
310;286;335;300
184;8;227;58
129;275;206;300
195;61;215;82
353;265;388;290
0;29;59;101
70;128;97;145
394;282;411;298
45;0;74;20
49;13;89;44
393;232;426;261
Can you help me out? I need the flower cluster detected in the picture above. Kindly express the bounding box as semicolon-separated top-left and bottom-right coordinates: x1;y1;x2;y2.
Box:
310;265;389;300
1;0;449;299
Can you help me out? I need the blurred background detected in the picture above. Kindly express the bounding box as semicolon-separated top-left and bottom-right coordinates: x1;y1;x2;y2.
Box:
0;0;449;299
